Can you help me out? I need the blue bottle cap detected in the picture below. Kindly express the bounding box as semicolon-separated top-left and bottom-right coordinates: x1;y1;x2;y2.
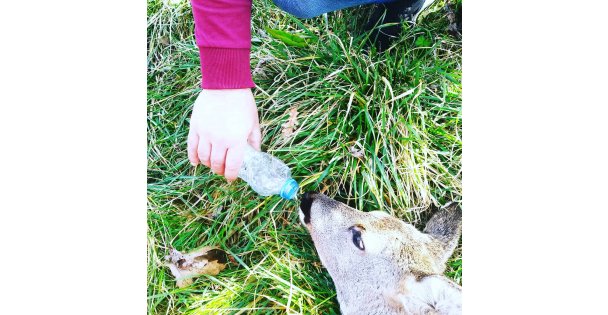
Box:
280;178;299;200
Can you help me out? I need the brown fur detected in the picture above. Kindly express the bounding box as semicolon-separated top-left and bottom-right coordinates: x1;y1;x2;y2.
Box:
299;192;462;315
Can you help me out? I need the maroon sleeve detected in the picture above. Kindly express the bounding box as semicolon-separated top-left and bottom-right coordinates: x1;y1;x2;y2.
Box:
190;0;255;89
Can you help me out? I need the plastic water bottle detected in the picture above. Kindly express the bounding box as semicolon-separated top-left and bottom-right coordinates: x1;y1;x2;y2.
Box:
238;145;299;200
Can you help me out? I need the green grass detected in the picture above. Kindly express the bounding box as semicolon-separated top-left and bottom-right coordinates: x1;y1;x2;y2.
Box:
147;0;462;313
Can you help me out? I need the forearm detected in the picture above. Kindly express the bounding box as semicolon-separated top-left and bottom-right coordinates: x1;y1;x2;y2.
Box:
191;0;254;89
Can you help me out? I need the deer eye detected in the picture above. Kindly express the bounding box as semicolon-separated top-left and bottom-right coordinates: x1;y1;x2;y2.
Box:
349;225;365;251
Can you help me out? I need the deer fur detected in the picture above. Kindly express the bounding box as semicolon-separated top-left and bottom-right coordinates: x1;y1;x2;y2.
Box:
299;192;462;315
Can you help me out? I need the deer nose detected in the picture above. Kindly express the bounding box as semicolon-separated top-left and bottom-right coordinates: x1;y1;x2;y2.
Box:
300;191;318;224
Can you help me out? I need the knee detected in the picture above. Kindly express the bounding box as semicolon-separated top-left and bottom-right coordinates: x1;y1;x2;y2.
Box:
272;0;324;19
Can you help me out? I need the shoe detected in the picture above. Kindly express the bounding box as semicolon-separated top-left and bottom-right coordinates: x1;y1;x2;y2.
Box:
445;0;462;37
365;0;436;51
401;0;436;22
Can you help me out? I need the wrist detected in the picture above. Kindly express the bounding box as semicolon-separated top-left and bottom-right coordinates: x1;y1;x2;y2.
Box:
199;47;254;89
203;88;251;92
201;88;252;98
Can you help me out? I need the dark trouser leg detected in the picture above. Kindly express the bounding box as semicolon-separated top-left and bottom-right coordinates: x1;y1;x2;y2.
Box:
272;0;396;19
366;0;433;50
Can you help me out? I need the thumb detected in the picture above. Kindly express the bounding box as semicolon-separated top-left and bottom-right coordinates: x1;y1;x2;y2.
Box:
248;122;262;151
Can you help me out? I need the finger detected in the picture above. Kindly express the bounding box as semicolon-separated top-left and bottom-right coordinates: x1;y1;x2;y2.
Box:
248;122;262;151
187;132;200;166
197;136;211;167
224;144;246;182
210;143;228;176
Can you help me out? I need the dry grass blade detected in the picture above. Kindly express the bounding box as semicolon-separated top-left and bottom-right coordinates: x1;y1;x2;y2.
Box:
164;247;228;288
148;0;462;313
281;106;299;139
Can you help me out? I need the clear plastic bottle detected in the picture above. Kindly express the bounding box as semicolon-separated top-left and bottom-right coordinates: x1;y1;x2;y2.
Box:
237;145;299;200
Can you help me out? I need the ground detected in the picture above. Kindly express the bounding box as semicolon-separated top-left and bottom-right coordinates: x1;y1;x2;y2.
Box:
147;0;462;313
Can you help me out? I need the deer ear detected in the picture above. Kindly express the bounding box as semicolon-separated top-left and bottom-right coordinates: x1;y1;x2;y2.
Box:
382;278;410;312
384;290;406;312
384;276;461;314
423;201;462;266
385;288;434;314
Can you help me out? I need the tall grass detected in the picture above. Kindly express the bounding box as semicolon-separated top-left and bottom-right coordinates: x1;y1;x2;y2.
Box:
148;0;461;313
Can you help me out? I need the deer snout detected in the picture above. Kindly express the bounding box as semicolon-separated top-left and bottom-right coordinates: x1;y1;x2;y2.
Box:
299;191;318;225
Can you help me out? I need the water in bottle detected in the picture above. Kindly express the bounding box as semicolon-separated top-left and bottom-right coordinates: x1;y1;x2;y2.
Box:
238;145;299;200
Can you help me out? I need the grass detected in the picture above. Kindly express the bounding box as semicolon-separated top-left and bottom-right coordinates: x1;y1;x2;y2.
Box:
147;0;462;313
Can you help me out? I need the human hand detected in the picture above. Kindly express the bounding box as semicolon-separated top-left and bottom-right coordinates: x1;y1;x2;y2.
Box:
187;88;262;181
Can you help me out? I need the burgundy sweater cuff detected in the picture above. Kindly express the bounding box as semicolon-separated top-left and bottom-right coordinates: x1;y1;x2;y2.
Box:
199;47;254;89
